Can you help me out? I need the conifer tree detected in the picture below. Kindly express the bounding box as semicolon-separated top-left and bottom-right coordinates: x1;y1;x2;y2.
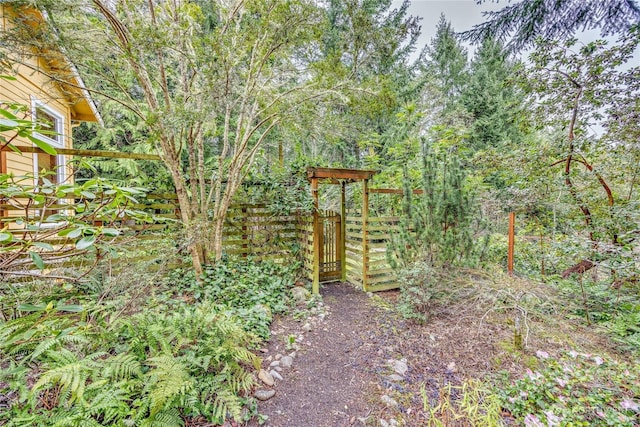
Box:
463;0;640;50
419;15;468;116
460;37;524;153
388;139;476;269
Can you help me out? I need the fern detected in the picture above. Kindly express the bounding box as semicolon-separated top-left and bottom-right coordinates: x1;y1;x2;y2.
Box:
3;290;264;426
32;349;106;406
86;379;138;424
139;408;184;427
145;354;193;417
212;388;244;422
101;353;142;381
30;334;90;362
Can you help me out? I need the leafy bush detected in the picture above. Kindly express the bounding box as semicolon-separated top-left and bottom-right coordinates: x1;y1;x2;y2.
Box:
168;258;299;339
0;256;299;425
498;350;640;426
553;277;640;352
0;172;157;277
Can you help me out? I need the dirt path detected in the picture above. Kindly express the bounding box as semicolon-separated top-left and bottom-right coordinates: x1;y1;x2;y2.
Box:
248;281;507;427
251;283;384;427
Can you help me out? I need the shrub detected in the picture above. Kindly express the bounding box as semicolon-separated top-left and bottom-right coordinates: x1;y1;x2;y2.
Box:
396;263;475;323
168;258;299;339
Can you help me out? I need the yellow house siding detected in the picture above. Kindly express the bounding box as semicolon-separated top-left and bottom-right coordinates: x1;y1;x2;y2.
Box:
1;4;82;181
1;57;74;179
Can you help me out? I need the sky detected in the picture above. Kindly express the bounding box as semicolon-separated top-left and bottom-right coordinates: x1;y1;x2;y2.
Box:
393;0;626;59
392;0;504;54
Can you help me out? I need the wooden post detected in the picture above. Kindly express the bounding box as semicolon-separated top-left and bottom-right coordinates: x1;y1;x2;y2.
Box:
508;211;515;276
340;181;346;282
312;177;320;294
362;179;369;291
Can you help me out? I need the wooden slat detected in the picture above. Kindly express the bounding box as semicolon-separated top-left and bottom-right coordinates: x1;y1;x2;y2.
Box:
367;274;398;285
368;188;424;195
367;282;400;292
1;145;162;160
307;167;377;181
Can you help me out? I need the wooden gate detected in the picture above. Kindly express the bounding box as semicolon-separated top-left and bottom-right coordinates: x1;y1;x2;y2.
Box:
318;210;341;282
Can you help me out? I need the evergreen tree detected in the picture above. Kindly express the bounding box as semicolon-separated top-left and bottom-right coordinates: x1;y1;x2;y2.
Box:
463;0;640;50
310;0;423;168
460;37;525;153
419;15;468;116
388;139;477;269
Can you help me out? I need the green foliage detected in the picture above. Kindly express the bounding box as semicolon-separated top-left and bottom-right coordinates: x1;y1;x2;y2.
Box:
462;0;640;50
0;89;58;156
388;141;479;270
0;297;259;426
0;172;156;275
168;258;298;339
418;15;468;116
421;379;503;426
498;350;640;426
243;159;314;216
554;277;640;352
460;37;525;154
394;263;459;324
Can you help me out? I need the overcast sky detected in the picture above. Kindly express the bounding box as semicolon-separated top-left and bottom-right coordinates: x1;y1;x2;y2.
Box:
394;0;619;58
392;0;503;53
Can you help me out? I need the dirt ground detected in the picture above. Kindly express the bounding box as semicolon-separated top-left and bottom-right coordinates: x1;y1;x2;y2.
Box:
247;281;513;427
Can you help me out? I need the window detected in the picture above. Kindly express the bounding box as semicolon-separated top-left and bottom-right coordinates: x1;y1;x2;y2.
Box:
31;98;66;184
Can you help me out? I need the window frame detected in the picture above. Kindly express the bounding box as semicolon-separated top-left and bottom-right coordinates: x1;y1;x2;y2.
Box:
30;97;66;184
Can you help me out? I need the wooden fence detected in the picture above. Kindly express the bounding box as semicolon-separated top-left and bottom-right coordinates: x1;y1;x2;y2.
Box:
345;211;400;292
2;180;409;291
297;215;314;281
0;191;306;276
222;204;299;262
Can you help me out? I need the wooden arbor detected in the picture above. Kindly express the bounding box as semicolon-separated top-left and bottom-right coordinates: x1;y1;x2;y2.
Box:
307;167;377;294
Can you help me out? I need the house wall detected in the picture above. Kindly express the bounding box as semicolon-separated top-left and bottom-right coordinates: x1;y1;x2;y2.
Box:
0;4;74;178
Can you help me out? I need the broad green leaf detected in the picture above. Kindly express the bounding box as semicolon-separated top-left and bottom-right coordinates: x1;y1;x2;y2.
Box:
76;235;96;250
0;108;18;119
80;191;96;199
101;228;120;237
29;251;45;270
32;242;54;251
27;135;57;155
0;232;13;243
0;118;19;129
6;143;22;154
67;228;83;239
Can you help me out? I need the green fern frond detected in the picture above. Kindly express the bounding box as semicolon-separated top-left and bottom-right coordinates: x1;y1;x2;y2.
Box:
50;410;104;427
86;381;135;424
102;352;142;381
145;354;193;417
32;350;106;406
30;334;90;362
140;408;183;427
212;388;244;422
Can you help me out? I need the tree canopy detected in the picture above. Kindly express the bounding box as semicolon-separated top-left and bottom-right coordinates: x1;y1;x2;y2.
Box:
463;0;640;50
